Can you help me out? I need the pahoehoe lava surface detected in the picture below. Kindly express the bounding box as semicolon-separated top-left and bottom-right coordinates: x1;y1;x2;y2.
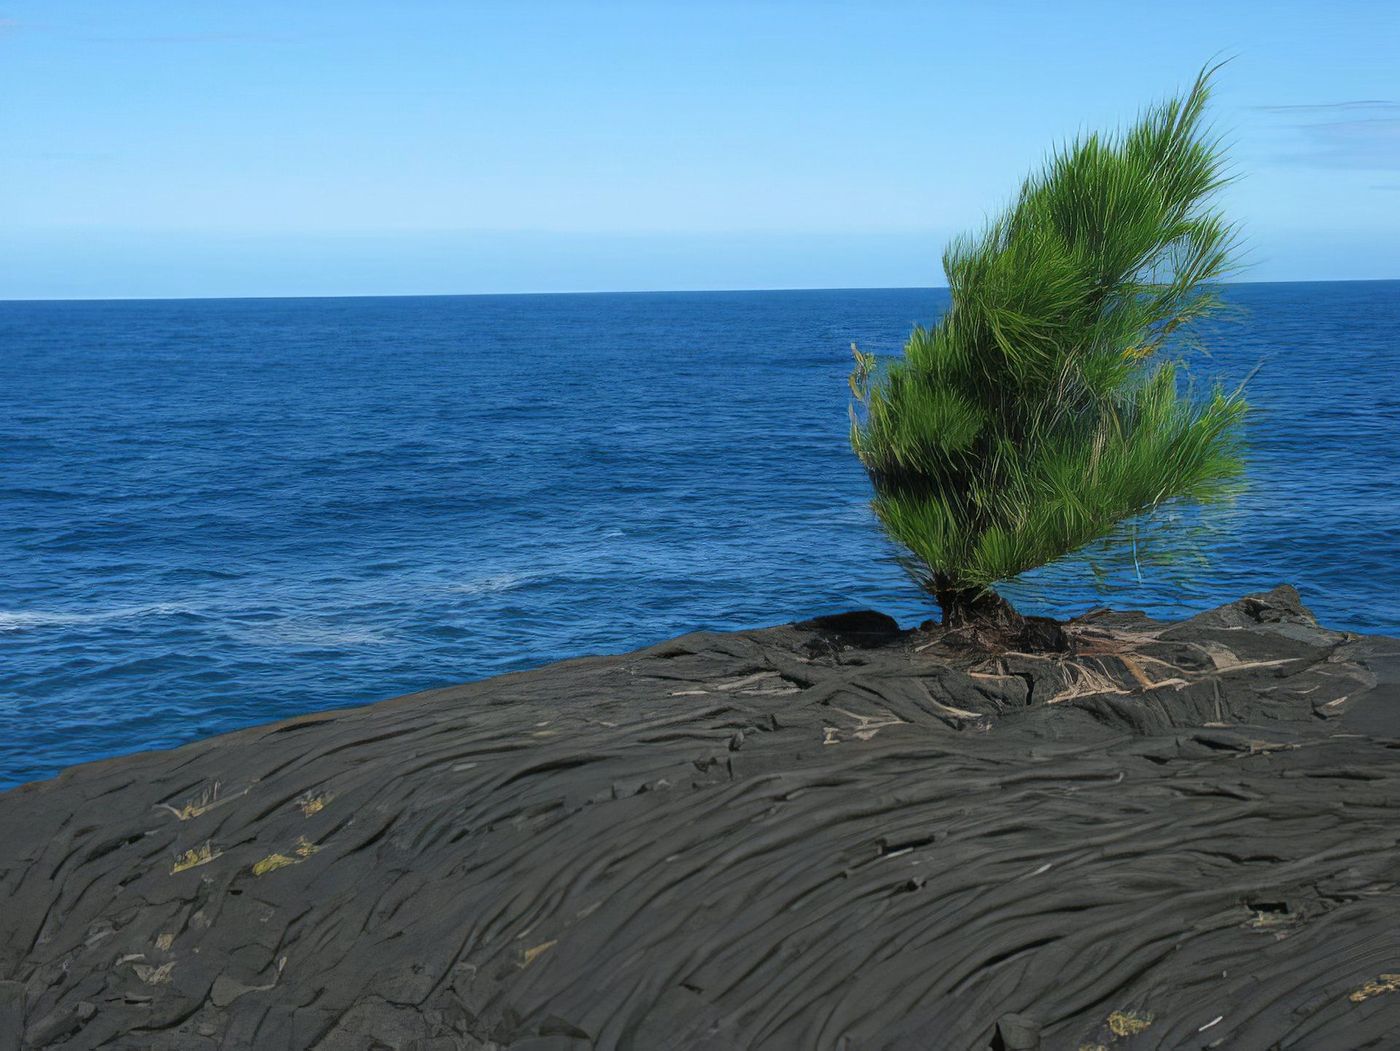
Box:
3;586;1400;1050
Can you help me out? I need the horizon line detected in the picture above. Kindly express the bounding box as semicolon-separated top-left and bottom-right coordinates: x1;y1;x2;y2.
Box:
2;275;1397;306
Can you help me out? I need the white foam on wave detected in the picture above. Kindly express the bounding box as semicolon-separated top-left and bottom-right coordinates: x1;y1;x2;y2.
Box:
448;572;530;596
0;603;194;632
234;621;394;647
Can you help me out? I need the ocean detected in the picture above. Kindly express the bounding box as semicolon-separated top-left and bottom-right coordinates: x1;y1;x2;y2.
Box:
2;281;1397;786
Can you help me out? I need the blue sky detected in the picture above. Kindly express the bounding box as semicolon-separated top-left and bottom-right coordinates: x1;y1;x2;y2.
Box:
1;1;1397;298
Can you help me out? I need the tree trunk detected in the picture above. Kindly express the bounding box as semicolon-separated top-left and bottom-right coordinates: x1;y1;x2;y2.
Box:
935;587;1022;630
932;585;1070;653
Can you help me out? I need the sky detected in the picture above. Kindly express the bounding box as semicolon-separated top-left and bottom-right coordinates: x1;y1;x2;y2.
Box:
1;1;1397;299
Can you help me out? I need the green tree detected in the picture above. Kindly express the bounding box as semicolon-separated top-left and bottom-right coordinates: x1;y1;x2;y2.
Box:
850;66;1246;630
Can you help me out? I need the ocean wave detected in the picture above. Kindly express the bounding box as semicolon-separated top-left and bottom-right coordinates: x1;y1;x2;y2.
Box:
0;603;196;633
232;622;395;647
448;572;531;596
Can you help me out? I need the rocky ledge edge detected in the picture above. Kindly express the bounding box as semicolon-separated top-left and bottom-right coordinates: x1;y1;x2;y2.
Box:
2;585;1399;1050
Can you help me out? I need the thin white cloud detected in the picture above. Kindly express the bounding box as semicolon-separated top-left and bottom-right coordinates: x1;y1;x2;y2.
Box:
1254;100;1398;113
1257;101;1400;171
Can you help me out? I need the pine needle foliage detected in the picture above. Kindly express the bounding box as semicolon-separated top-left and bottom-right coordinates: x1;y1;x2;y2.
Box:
850;66;1247;623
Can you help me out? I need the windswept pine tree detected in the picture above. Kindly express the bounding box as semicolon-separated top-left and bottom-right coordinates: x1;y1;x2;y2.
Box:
850;66;1246;633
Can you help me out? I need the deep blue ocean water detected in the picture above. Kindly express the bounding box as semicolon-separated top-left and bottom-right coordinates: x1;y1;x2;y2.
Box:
2;282;1397;787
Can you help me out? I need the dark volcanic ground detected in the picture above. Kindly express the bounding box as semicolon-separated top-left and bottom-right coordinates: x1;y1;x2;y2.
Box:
2;586;1399;1050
